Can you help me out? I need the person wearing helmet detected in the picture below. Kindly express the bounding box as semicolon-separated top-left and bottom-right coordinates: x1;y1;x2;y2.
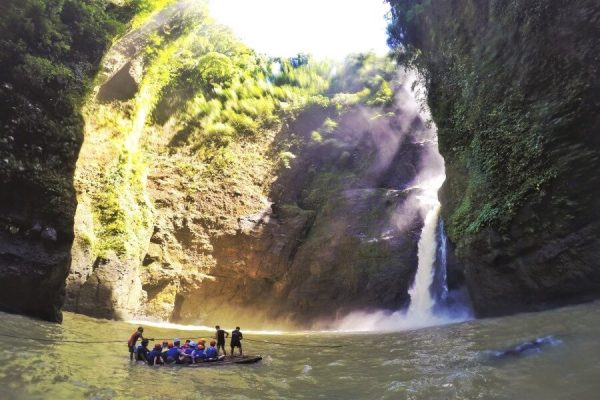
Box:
230;326;243;357
147;343;164;366
164;342;180;364
135;339;150;363
214;325;229;356
182;341;196;363
205;340;219;359
161;342;171;362
193;344;207;363
127;327;146;361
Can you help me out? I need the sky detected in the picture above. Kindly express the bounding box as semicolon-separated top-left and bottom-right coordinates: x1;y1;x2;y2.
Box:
208;0;391;60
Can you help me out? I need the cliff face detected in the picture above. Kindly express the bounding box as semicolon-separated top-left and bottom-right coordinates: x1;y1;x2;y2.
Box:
387;0;600;316
170;88;440;326
61;0;448;327
0;0;140;321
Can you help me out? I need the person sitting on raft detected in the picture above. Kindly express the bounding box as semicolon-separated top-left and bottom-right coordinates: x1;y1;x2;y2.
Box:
135;339;150;363
231;326;243;357
205;340;219;359
181;341;197;363
163;341;180;364
147;344;164;366
192;344;207;363
127;326;146;361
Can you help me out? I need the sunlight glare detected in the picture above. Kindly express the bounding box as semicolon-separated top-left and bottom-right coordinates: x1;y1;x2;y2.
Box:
208;0;390;60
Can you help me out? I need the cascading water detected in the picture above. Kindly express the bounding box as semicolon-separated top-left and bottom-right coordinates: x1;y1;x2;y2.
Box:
433;219;449;305
331;70;471;332
405;176;444;321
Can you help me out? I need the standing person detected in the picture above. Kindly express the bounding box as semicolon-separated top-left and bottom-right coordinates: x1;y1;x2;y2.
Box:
230;326;243;357
215;325;229;356
127;326;146;361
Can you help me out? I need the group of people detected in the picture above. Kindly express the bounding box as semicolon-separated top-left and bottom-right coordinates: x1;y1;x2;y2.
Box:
127;325;244;366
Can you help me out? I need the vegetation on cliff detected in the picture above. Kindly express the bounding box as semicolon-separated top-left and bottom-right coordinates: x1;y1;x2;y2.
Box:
66;0;417;323
386;0;599;239
386;0;600;316
0;0;174;321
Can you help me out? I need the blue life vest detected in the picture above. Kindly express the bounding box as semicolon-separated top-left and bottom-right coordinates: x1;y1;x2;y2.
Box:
205;347;218;359
193;348;206;359
166;347;180;359
147;350;162;365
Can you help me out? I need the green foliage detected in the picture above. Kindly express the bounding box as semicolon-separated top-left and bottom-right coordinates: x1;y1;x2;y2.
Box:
0;0;133;227
146;24;341;167
128;0;178;29
279;151;296;169
311;131;323;143
386;0;600;246
367;80;394;106
197;52;235;88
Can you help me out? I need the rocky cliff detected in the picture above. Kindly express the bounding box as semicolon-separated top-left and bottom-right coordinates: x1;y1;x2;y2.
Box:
386;0;600;317
0;0;149;321
61;1;450;327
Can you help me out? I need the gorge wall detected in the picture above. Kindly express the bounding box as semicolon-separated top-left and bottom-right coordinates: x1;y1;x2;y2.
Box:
386;0;600;317
60;1;460;328
0;0;151;321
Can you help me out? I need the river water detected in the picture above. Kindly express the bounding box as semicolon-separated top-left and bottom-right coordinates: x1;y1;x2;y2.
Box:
0;302;599;400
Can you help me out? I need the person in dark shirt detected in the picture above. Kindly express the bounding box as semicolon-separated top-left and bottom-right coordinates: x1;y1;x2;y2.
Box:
215;325;229;356
135;339;150;363
127;327;146;360
147;344;164;366
230;326;243;357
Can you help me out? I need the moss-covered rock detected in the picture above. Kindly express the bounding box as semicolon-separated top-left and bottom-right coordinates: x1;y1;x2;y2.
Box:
387;0;600;316
0;0;140;321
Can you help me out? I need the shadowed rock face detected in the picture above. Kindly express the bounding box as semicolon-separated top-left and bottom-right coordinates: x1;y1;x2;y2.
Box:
0;223;71;322
0;108;77;323
173;188;424;326
386;0;600;317
96;62;139;103
164;94;445;327
65;51;449;327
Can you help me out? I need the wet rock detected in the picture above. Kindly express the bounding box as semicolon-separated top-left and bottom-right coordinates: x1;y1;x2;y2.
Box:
41;227;57;242
67;253;144;319
389;0;600;316
29;223;43;235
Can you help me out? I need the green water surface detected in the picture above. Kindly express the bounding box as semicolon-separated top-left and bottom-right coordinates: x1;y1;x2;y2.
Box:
0;302;599;399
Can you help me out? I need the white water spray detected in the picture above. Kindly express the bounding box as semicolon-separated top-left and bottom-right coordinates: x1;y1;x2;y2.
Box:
329;71;471;333
406;176;445;320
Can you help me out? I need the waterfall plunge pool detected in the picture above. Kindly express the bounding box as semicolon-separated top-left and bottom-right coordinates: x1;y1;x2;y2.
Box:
0;301;599;399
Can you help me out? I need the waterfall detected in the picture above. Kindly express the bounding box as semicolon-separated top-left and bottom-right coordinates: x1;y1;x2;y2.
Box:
405;174;445;321
329;71;471;332
406;200;441;319
435;220;449;304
